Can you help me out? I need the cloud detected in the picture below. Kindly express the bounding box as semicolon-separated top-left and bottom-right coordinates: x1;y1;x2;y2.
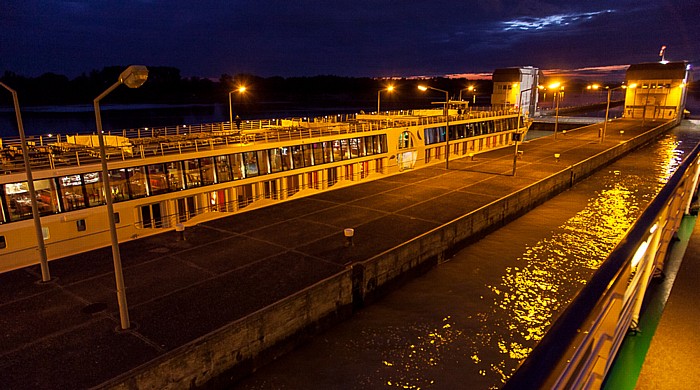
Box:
501;10;614;32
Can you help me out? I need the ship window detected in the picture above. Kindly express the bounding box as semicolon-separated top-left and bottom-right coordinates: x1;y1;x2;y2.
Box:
327;168;338;187
166;161;184;191
257;150;270;174
236;184;254;209
322;141;334;162
126;166;148;198
340;139;351;160
230;154;245;180
200;157;215;186
214;155;233;182
183;159;202;188
423;127;445;145
269;148;284;173
114;212;120;224
147;164;169;195
291;145;305;168
0;236;5;249
58;174;87;212
302;144;313;166
36;180;59;216
365;137;375;155
312;143;325;165
243;151;259;177
83;172;105;207
331;140;344;161
76;219;86;232
279;147;293;171
110;169;130;202
349;138;361;158
398;131;412;149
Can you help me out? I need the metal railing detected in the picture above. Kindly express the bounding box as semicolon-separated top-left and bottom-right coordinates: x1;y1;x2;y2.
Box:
0;109;519;175
132;167;386;229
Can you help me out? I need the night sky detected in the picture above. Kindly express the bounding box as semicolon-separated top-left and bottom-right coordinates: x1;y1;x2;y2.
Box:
2;1;699;79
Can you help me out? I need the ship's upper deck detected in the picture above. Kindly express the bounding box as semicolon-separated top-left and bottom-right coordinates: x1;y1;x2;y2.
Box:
0;107;519;175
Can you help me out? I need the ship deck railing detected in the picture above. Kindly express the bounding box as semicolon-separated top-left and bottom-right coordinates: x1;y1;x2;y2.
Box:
0;108;519;175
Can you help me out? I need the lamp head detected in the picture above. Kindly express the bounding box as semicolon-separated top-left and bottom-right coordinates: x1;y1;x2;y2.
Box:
417;85;428;91
386;85;395;92
119;65;149;89
238;86;247;93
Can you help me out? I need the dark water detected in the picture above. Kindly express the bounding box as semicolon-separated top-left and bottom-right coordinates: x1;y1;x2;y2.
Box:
1;94;697;139
0;102;374;138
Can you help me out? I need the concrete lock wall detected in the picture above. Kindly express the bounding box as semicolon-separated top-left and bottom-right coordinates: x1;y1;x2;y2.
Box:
104;270;353;389
104;121;675;389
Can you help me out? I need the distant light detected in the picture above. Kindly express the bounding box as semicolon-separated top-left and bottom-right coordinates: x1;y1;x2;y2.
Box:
548;82;561;89
628;83;638;89
650;224;658;234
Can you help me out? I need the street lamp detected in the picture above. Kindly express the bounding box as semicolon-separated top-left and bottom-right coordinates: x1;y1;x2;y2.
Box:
602;84;632;143
418;85;450;169
377;85;394;113
94;65;149;330
547;82;564;140
459;86;476;108
0;82;51;282
228;86;246;127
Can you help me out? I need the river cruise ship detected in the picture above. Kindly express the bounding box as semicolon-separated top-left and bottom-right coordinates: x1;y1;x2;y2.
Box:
0;107;527;272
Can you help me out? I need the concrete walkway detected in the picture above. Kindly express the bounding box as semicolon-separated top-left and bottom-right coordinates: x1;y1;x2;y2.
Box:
0;119;666;389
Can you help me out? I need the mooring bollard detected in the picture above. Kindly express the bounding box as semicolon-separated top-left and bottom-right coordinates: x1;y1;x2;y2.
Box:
176;223;185;241
344;228;354;247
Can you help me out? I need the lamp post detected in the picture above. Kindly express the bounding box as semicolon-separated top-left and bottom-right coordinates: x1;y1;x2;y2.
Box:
512;86;535;176
94;65;149;330
228;86;246;127
547;82;563;140
418;85;450;169
377;85;394;113
602;84;631;143
0;82;50;282
459;86;476;109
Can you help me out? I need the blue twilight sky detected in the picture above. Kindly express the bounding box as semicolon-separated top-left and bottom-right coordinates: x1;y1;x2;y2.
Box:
1;0;698;79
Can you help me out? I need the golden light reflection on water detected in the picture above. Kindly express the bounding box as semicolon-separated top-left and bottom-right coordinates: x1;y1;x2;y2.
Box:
471;135;684;387
381;317;462;389
378;135;687;389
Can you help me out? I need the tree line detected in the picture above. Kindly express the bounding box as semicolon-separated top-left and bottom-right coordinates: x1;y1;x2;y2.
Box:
0;66;494;109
